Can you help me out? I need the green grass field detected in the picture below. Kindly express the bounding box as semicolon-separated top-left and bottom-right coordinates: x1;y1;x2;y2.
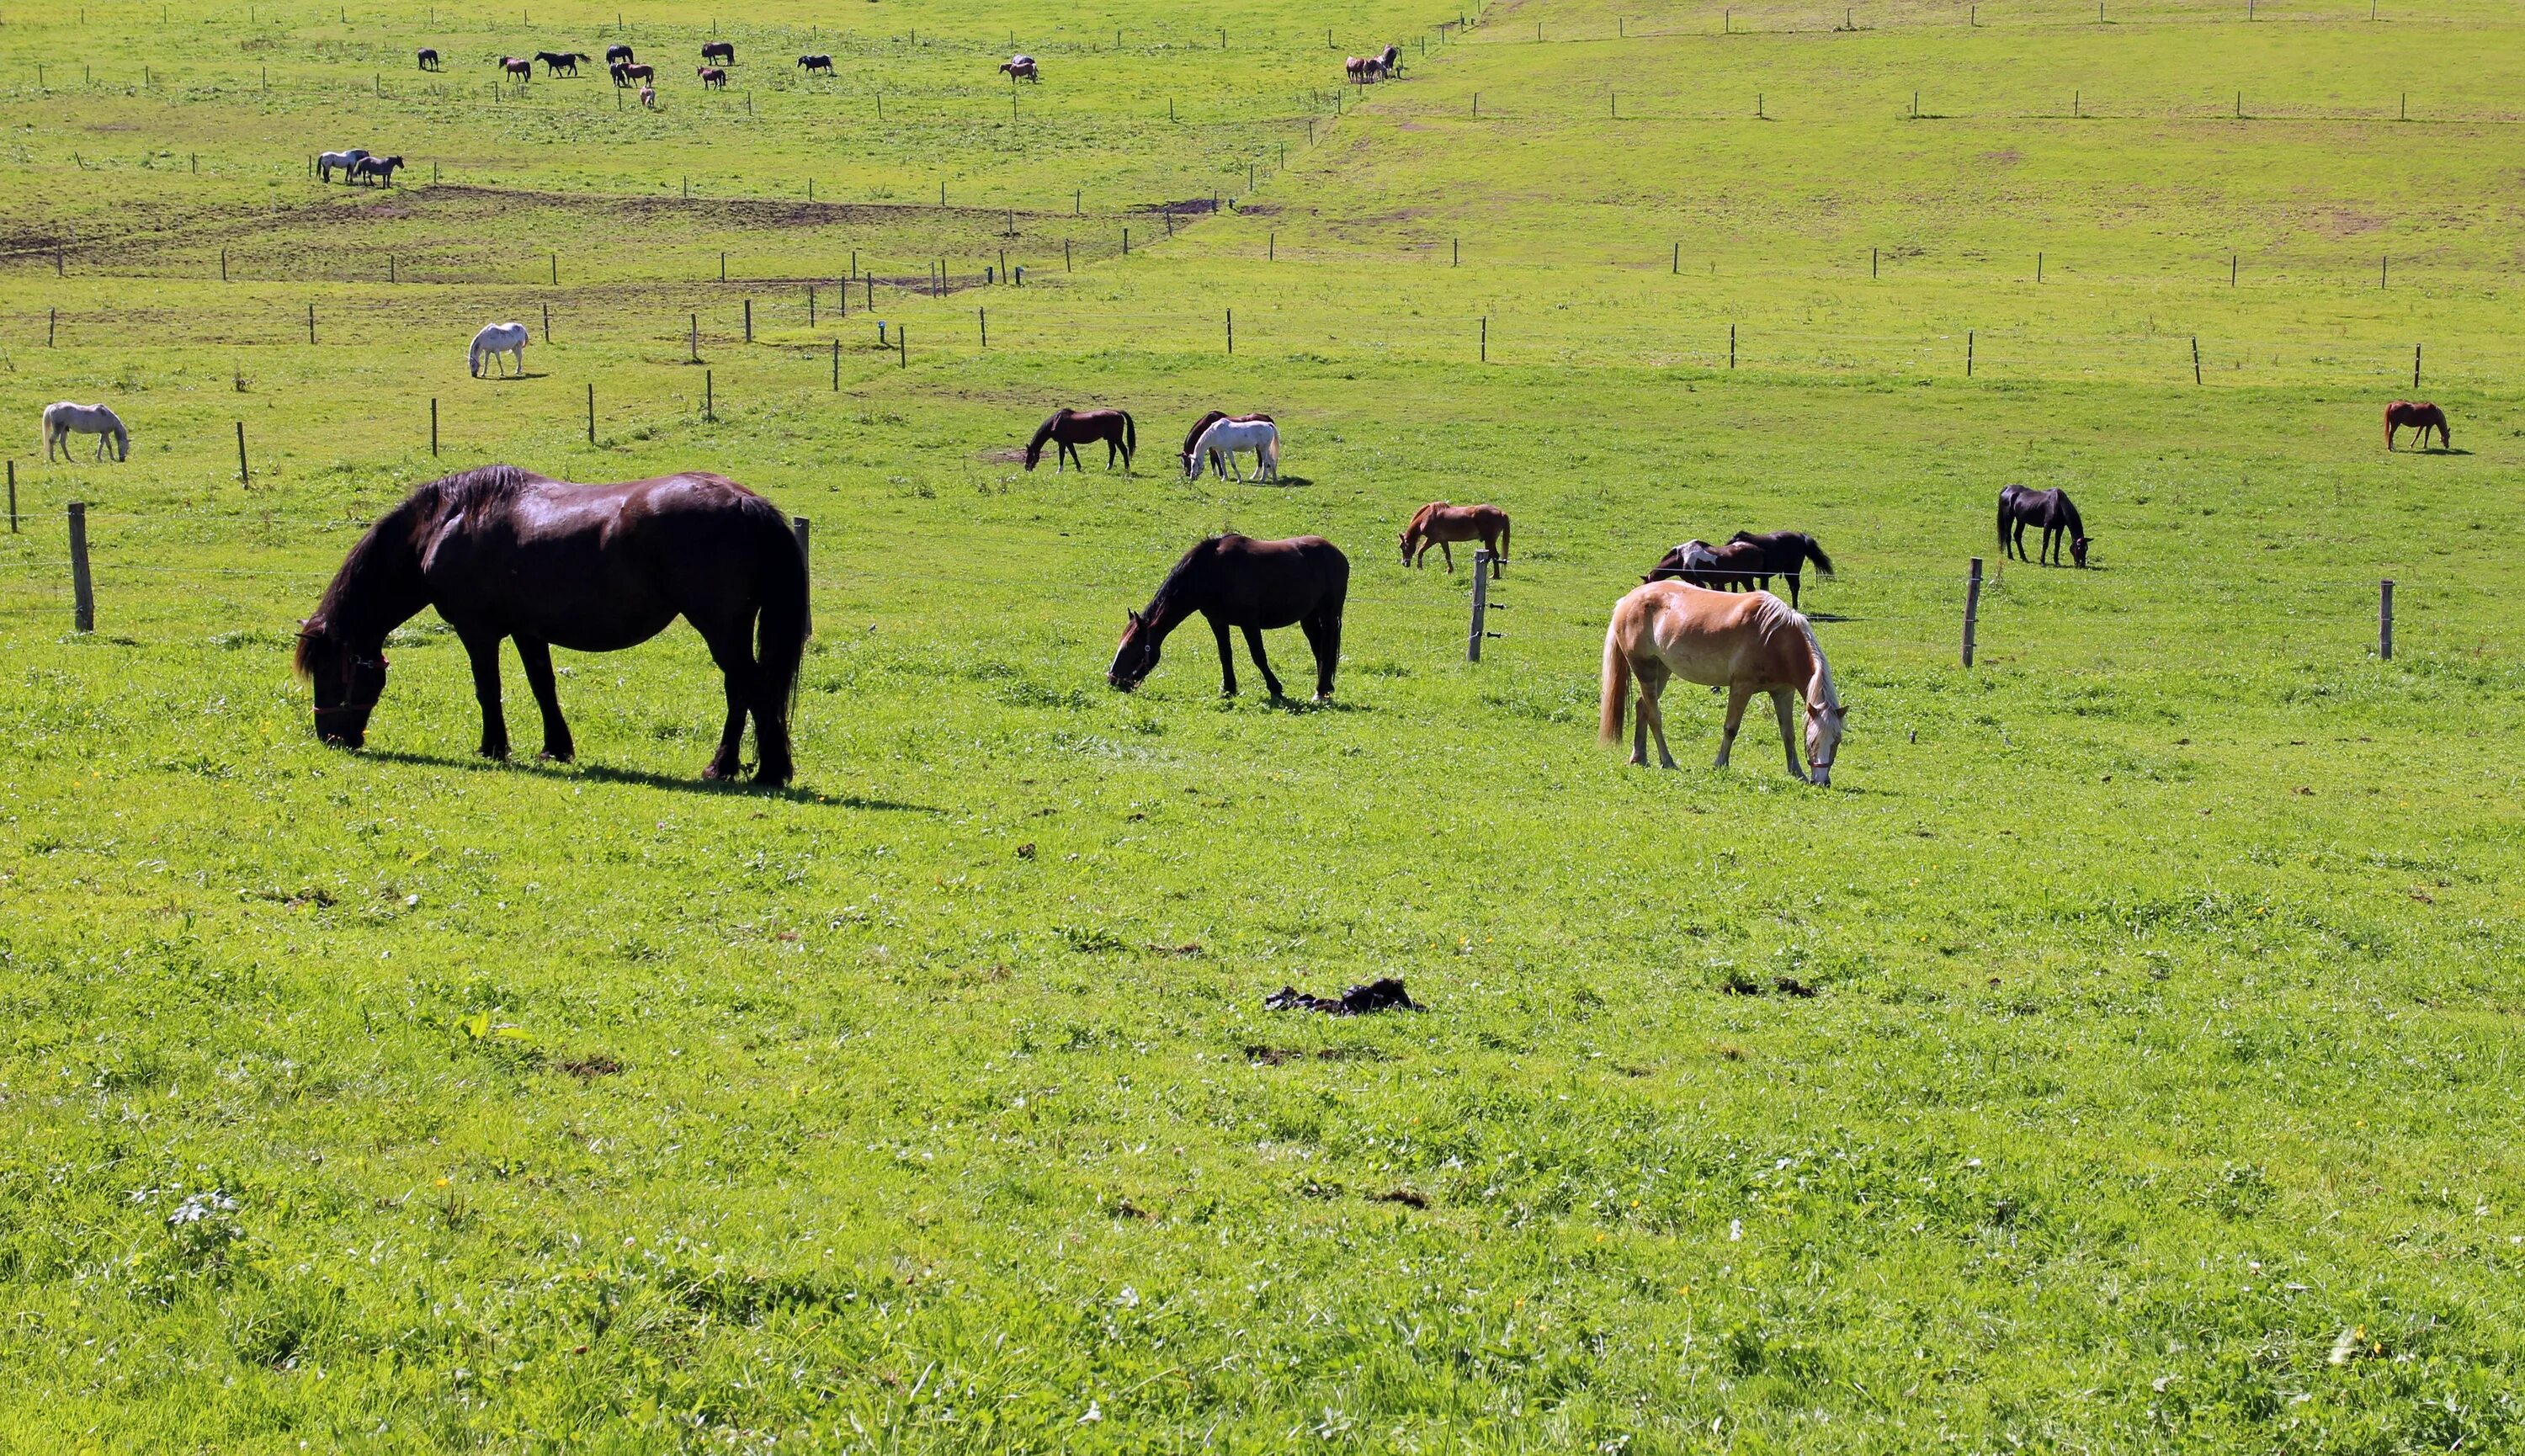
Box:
3;0;2523;1448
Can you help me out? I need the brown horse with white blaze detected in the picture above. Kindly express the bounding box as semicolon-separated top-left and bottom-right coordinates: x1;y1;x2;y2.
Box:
1600;582;1845;784
1400;502;1510;577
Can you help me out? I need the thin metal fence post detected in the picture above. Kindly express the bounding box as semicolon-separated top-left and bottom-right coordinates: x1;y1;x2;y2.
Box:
236;421;250;487
1467;552;1492;661
542;301;551;343
2412;343;2421;389
431;397;439;455
744;298;752;343
2192;337;2201;385
2379;579;2394;661
794;518;812;635
1962;557;1984;667
6;461;15;533
587;383;595;444
832;338;840;390
68;502;94;633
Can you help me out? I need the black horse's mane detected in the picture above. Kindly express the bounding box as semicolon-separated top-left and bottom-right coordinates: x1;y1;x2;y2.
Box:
1027;410;1071;453
1143;534;1233;616
295;465;543;673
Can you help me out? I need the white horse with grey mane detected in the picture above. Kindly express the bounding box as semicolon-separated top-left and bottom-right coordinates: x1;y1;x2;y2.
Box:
469;321;530;378
42;401;130;462
317;147;369;183
1185;416;1281;483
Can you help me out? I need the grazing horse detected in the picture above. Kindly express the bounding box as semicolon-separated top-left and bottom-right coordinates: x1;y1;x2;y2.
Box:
294;465;808;784
1997;483;2088;566
1025;408;1135;473
499;56;533;82
700;40;735;64
1399;502;1510;577
1377;43;1403;75
1646;538;1770;592
348;154;404;186
697;65;728;88
2384;400;2450;451
1345;55;1385;82
605;42;635;64
41;401;131;462
639;82;656;109
612;60;654;86
535;50;590;76
1187;416;1281;482
1724;529;1834;608
1000;55;1039;82
1108;534;1348;702
1601;581;1846;784
316;147;369;182
1644;539;1721;584
797;53;835;74
1179;411;1272;476
416;47;442;71
470;321;530;378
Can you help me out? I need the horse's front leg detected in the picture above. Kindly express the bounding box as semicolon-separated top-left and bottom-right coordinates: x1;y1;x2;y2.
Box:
512;635;576;763
1769;688;1801;778
696;624;752;779
1441;542;1454;573
1635;661;1677;768
1715;683;1754;769
1208;614;1238;696
1241;624;1286;701
459;630;512;759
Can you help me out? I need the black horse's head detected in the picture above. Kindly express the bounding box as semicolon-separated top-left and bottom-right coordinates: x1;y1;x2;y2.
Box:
295;622;390;747
2070;534;2091;568
1107;609;1159;690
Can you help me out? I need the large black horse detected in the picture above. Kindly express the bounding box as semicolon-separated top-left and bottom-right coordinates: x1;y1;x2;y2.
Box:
1108;534;1348;701
1725;529;1834;608
295;465;809;784
1997;484;2089;566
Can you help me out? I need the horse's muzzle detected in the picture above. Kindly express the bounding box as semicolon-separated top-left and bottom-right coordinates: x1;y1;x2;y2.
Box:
314;709;371;748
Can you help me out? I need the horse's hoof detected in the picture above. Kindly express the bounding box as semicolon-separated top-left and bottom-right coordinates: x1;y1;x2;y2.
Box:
539;748;574;764
479;746;510;761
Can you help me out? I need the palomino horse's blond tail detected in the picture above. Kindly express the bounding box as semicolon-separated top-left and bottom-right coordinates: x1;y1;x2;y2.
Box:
1599;616;1632;744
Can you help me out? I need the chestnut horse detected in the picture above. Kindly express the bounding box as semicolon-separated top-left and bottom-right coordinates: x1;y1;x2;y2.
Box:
1108;534;1348;701
1399;502;1510;577
2384;401;2450;451
1600;582;1845;784
1027;407;1136;472
294;465;808;784
1997;483;2088;566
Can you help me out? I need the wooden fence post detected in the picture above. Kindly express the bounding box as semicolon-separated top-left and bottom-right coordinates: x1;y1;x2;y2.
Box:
586;383;595;444
808;284;816;327
980;306;988;347
744;299;752;343
541;301;551;343
236;421;250;487
704;370;714;421
899;327;907;369
431;397;439;455
793;518;812;635
7;460;17;533
2412;343;2421;389
1967;329;1975;377
1225;309;1233;355
308;303;316;344
832;338;840;390
2192;337;2201;385
1467;551;1493;660
1962;557;1983;667
1480;316;1487;362
2379;579;2394;660
68;502;94;634
689;313;699;362
1729;324;1736;369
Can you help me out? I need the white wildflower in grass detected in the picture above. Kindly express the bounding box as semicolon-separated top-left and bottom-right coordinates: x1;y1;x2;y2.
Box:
1077;1400;1102;1425
1114;1286;1140;1308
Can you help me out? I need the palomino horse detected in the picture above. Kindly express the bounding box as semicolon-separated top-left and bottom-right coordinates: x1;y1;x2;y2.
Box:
698;65;729;88
417;48;442;71
1399;502;1510;577
701;40;735;64
535;50;590;76
1179;411;1272;476
1000;55;1039;82
317;147;369;182
1109;535;1348;701
797;53;835;74
1725;529;1834;608
1186;416;1281;482
2384;400;2450;451
1027;408;1135;472
295;465;808;784
1997;483;2088;566
1600;582;1845;784
470;321;530;378
42;401;131;462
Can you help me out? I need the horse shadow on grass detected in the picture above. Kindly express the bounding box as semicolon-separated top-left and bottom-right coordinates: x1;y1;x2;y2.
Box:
481;371;550;383
361;747;944;811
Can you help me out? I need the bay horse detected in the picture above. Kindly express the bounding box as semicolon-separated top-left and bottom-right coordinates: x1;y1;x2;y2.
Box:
1179;411;1272;476
535;50;590;76
1026;408;1135;472
2384;400;2449;451
1108;535;1348;702
1997;483;2088;566
1399;502;1510;577
1000;55;1039;82
416;48;441;71
798;53;835;74
1725;529;1834;608
42;401;130;462
698;65;728;88
612;60;654;87
1645;539;1769;592
700;40;735;65
1600;581;1845;784
605;42;635;64
294;465;808;784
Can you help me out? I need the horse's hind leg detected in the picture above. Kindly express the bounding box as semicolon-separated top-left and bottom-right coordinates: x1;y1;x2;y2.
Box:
696;622;755;779
1300;608;1341;702
1770;688;1801;778
459;630;513;760
1241;624;1287;700
512;635;576;763
1441;542;1454;573
1633;660;1678;769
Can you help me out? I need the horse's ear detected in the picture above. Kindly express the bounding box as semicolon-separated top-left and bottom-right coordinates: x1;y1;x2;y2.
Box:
1126;608;1142;626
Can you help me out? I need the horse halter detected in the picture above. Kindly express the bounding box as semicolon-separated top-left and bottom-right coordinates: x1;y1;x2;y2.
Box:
302;631;390;713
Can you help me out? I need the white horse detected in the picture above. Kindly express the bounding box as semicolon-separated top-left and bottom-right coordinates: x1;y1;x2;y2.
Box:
1186;417;1280;483
317;147;369;183
469;321;530;378
42;401;131;462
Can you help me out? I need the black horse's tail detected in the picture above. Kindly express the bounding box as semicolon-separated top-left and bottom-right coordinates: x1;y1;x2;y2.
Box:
754;507;811;778
1799;533;1834;576
1122;411;1137;464
1996;493;2012;549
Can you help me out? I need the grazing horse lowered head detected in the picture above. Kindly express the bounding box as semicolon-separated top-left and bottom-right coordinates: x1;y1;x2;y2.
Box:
293;465;808;784
1000;55;1039;82
470;321;530;378
1602;581;1846;784
2384;400;2450;451
1178;411;1273;476
1400;502;1511;577
605;42;635;64
348;154;404;186
1646;538;1770;592
1997;483;2089;566
42;401;132;462
700;40;735;64
416;47;442;71
1109;534;1348;702
797;53;835;73
697;65;728;88
1345;55;1385;82
316;147;370;182
1026;408;1135;473
1186;416;1281;483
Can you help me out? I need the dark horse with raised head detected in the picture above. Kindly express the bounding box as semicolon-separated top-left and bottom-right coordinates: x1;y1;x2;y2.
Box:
2384;400;2450;451
1108;534;1348;701
1027;407;1135;473
1998;483;2088;566
294;465;809;784
1724;529;1834;608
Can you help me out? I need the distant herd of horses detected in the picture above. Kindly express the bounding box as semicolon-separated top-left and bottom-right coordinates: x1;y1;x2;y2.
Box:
406;39;1103;95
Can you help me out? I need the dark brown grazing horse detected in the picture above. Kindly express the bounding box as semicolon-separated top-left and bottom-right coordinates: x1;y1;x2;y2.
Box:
499;56;533;82
700;40;735;64
2384;400;2450;451
1400;502;1510;577
612;60;654;86
1998;483;2088;566
1724;529;1834;608
1108;534;1348;701
1645;539;1771;592
1027;408;1135;472
605;42;635;64
1178;411;1273;476
535;50;590;76
417;47;442;70
698;65;728;88
294;465;809;784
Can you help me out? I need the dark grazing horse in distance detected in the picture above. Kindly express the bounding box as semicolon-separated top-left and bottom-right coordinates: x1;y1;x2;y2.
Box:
1108;535;1348;702
1645;539;1771;592
1026;408;1135;473
535;50;590;76
1998;483;2088;566
348;154;405;186
605;42;635;64
1178;411;1273;476
2384;400;2450;451
294;465;809;784
1725;529;1834;608
798;53;835;73
1400;502;1510;576
417;47;442;70
700;40;735;64
697;65;728;88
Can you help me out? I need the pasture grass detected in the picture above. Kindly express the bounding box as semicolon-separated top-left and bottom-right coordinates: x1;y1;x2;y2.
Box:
3;0;2523;1448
